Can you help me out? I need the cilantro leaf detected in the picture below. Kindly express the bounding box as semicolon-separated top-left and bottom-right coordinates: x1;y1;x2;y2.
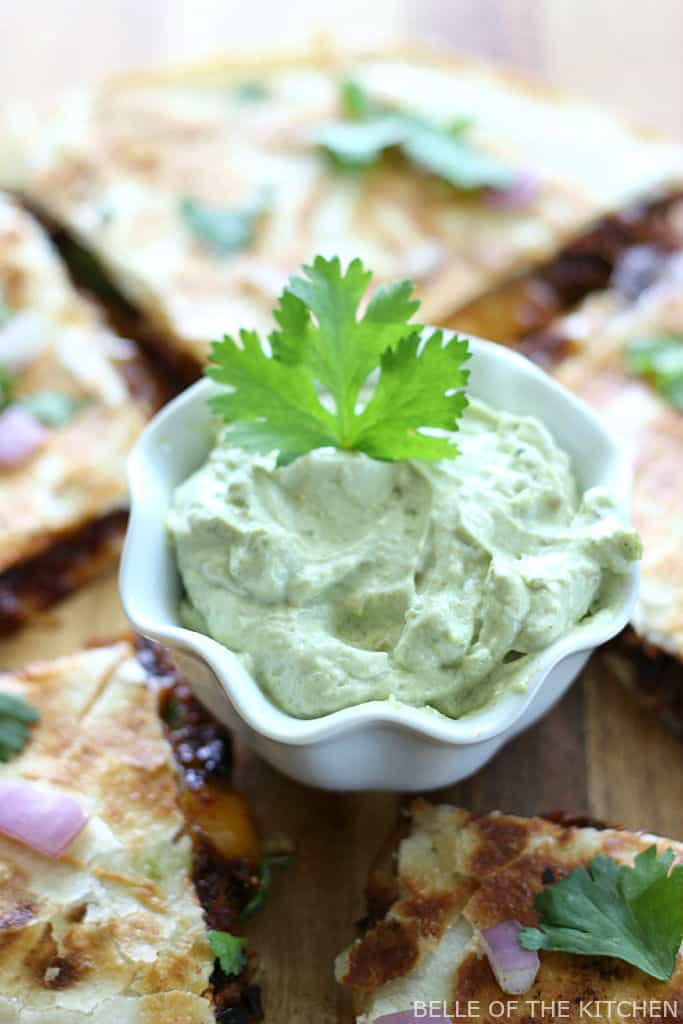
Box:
519;846;683;981
0;692;40;762
180;193;268;258
317;114;406;168
208;328;337;465
318;79;513;191
18;392;85;426
233;79;269;102
207;929;246;976
626;333;683;410
273;257;421;432
403;119;513;191
0;289;15;412
354;331;469;461
340;77;378;118
241;854;290;921
0;363;15;412
207;255;470;466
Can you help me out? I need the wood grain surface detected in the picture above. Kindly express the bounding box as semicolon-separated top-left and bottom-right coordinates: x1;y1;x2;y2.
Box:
1;3;682;1021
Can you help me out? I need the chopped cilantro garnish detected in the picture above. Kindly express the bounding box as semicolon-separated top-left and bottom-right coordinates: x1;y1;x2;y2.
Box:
18;391;85;426
0;290;14;411
180;193;269;258
519;845;683;981
317;79;512;191
241;853;290;920
207;254;470;466
162;696;183;728
0;363;15;412
207;929;246;976
234;79;269;102
0;692;40;762
626;333;683;410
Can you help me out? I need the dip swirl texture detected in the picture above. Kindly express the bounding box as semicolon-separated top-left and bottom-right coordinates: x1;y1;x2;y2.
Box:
168;399;640;719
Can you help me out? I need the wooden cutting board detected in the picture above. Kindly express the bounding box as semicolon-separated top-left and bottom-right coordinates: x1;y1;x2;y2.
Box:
1;569;681;1024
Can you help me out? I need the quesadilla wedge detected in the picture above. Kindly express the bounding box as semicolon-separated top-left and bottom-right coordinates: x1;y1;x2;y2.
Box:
2;48;683;369
548;255;683;661
336;801;683;1023
521;252;683;734
0;639;264;1022
448;188;683;346
448;192;683;732
0;194;160;633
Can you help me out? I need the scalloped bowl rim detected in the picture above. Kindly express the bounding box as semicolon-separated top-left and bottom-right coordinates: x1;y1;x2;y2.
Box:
121;335;639;749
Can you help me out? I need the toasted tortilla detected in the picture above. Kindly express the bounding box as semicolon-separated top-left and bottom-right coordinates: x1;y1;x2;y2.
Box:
448;189;683;345
0;640;261;1022
533;255;683;661
0;196;156;629
336;801;683;1022
3;49;683;366
0;641;214;1021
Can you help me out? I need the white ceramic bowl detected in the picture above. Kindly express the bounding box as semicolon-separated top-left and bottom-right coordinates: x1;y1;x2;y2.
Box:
120;336;638;791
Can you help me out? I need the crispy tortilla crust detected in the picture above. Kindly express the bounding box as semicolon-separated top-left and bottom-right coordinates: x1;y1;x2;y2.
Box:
136;640;263;1022
0;195;171;629
513;253;683;728
0;509;127;635
337;802;683;1021
5;48;682;368
450;193;683;732
447;189;683;347
45;221;202;389
602;629;683;738
0;641;215;1022
0;640;264;1023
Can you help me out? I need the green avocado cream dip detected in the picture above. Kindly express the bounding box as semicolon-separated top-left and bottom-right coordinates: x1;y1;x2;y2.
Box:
168;398;641;720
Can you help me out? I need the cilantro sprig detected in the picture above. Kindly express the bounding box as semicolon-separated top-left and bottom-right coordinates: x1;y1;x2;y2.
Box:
207;254;470;466
626;333;683;410
241;853;290;920
317;79;513;191
0;692;40;762
520;846;683;981
180;192;269;258
207;929;246;976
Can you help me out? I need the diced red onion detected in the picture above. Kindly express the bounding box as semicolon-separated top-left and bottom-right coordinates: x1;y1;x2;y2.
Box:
0;779;88;857
480;919;540;994
0;311;49;370
0;406;48;469
486;170;540;210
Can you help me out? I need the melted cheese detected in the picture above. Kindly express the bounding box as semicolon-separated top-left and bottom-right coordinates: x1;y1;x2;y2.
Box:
3;52;682;364
0;195;148;573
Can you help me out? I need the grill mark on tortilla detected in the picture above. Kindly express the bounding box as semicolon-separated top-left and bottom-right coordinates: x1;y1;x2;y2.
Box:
341;917;421;991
